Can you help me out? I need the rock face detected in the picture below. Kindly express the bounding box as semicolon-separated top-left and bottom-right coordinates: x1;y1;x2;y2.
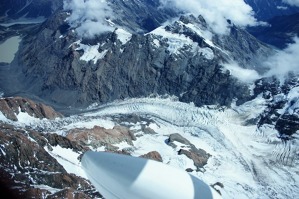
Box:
248;13;299;49
67;125;136;149
167;133;210;170
0;0;63;21
244;0;299;20
0;122;102;199
8;9;272;108
255;76;299;137
140;151;163;162
0;97;63;121
275;114;299;136
106;0;177;33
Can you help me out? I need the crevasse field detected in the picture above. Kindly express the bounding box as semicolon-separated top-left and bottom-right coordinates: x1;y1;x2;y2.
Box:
4;96;299;199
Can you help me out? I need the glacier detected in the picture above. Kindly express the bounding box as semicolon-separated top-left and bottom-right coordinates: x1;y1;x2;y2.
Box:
3;96;298;198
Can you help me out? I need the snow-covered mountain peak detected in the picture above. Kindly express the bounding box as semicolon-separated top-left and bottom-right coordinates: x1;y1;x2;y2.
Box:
150;14;214;44
148;21;215;59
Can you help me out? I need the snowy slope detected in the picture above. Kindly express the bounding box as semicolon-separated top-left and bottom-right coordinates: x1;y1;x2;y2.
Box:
80;97;298;199
4;96;296;199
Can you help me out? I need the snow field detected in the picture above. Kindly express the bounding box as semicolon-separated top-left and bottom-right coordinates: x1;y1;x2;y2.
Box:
1;96;298;198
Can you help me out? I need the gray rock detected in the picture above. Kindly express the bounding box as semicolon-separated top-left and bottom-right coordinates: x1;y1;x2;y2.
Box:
0;122;101;198
4;5;272;110
255;76;299;137
167;133;211;170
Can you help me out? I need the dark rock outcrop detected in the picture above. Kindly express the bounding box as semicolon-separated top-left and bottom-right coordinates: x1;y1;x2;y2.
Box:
0;123;65;172
255;76;299;137
275;114;299;136
44;133;88;153
211;182;224;195
168;133;192;147
3;8;272;108
167;133;210;170
0;122;101;198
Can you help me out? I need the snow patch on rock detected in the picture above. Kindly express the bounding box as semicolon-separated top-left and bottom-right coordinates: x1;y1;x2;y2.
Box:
16;108;41;125
115;28;132;45
45;145;87;178
74;40;108;64
149;26;214;60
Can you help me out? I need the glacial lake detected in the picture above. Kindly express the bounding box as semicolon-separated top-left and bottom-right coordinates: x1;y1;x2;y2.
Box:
0;36;21;63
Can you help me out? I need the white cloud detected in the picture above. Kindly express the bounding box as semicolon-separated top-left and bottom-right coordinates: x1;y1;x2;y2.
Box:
222;38;299;84
282;0;299;7
264;37;299;82
223;62;260;83
64;0;114;38
159;0;258;34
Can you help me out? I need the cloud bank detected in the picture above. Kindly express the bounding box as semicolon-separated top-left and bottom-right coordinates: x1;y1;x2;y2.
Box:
159;0;258;34
64;0;114;38
223;62;260;83
283;0;299;7
264;37;299;81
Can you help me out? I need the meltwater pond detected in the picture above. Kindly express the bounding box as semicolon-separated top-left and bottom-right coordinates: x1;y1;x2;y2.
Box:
0;36;21;63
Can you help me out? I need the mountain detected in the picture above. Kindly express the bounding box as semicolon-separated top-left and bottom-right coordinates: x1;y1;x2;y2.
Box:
1;10;271;109
248;12;299;48
0;0;62;22
0;0;299;199
103;0;177;33
245;0;299;20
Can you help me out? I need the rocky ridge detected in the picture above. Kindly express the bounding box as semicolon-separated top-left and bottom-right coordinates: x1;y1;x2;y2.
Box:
254;76;299;137
0;97;63;121
0;0;63;22
0;122;101;199
5;9;272;108
248;12;299;49
0;97;212;198
167;133;211;171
